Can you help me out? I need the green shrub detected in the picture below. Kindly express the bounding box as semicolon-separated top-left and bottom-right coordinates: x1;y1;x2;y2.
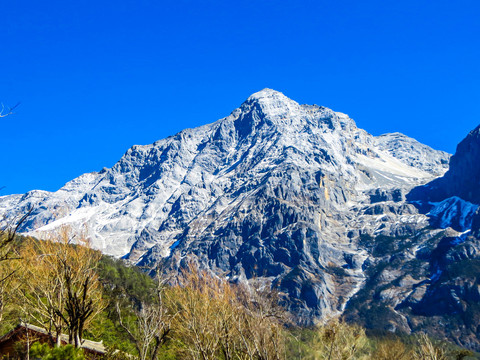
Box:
29;342;85;360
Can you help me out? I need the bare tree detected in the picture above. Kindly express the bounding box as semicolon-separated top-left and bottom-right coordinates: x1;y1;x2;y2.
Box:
166;263;288;360
0;210;32;322
167;264;234;360
233;282;288;360
116;280;173;360
18;227;104;347
0;209;31;263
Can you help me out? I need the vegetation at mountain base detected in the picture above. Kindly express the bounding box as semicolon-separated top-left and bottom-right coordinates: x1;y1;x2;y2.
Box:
18;228;104;347
0;225;478;359
30;342;86;360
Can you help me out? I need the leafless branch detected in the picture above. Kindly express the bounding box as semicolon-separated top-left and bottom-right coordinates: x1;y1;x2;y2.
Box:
0;102;20;118
0;207;33;263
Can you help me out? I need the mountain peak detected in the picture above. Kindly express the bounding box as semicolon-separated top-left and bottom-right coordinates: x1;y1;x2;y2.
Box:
246;88;286;101
236;88;304;125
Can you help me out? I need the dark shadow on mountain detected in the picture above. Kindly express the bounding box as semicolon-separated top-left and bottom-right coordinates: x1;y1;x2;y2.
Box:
408;124;480;205
407;123;480;232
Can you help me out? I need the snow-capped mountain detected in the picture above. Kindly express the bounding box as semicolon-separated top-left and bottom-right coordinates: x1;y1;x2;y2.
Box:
5;89;480;349
0;89;449;257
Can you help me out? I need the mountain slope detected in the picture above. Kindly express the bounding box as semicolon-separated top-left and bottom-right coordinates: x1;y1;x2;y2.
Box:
0;89;452;324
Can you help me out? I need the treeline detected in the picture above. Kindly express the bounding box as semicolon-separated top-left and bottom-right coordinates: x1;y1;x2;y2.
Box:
0;227;478;360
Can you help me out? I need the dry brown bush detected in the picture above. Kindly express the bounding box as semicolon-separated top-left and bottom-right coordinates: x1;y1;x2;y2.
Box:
166;263;287;360
309;319;371;360
412;333;448;360
372;338;413;360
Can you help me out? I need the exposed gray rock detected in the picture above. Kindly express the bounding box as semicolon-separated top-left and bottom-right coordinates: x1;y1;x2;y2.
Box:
368;188;405;203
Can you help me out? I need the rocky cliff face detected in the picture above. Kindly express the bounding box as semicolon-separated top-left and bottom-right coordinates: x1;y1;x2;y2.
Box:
5;89;480;349
409;124;480;203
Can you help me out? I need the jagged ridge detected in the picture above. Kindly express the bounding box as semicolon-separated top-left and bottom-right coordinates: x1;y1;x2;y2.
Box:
0;89;451;324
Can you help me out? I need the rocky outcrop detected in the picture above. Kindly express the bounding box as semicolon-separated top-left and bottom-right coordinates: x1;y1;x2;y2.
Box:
409;124;480;204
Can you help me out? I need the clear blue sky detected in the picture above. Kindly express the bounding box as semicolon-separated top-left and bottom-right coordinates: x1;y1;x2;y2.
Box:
1;0;479;195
